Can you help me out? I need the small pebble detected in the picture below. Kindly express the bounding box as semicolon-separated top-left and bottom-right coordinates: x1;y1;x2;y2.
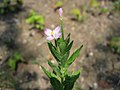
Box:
81;77;84;82
51;60;55;63
108;14;113;20
13;18;20;24
72;27;75;31
47;55;52;60
51;24;55;29
44;4;47;7
29;31;35;37
93;82;98;88
89;52;94;56
23;39;27;44
0;55;2;60
37;43;43;46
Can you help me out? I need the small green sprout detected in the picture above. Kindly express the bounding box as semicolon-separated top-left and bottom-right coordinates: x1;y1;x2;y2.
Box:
7;52;23;70
100;7;109;14
89;0;111;15
90;0;100;8
109;37;120;53
71;8;87;22
55;0;63;9
89;0;100;15
112;0;120;11
26;10;45;30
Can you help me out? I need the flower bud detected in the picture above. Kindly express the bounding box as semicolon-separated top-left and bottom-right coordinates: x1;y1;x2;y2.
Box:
58;8;63;17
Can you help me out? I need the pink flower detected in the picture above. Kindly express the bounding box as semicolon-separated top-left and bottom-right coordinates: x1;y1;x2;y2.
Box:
44;26;62;41
58;8;63;17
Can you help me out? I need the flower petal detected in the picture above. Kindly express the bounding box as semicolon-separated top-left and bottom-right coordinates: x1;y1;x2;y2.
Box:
46;36;54;41
54;26;61;34
44;28;52;36
54;32;62;39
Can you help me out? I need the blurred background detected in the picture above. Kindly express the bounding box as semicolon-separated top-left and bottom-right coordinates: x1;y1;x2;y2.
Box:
0;0;120;90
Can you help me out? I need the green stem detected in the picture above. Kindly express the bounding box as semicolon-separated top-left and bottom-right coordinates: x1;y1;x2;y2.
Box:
61;19;64;40
61;75;64;90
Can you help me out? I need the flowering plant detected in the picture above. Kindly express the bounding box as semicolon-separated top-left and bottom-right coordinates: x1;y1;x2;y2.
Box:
41;8;83;90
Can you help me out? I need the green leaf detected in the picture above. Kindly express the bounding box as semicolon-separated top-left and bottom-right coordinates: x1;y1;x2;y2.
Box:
55;39;58;47
109;37;120;53
64;70;81;90
9;6;15;11
35;24;40;29
34;16;41;20
65;41;73;52
41;65;51;78
65;45;83;68
71;8;84;21
90;0;100;8
65;33;71;45
7;52;22;70
59;41;67;54
37;16;45;24
56;38;64;46
0;8;5;14
41;66;63;90
113;0;120;11
30;10;37;16
26;16;35;24
112;37;120;42
71;9;80;16
48;42;62;62
61;51;70;67
55;1;63;8
13;52;22;60
101;7;109;13
48;61;61;77
8;59;16;70
50;75;64;90
26;10;45;30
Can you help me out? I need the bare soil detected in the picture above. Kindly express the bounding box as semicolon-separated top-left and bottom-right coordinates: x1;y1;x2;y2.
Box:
0;0;120;90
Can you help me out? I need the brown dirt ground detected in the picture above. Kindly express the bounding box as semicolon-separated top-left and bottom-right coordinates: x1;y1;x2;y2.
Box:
0;0;120;90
